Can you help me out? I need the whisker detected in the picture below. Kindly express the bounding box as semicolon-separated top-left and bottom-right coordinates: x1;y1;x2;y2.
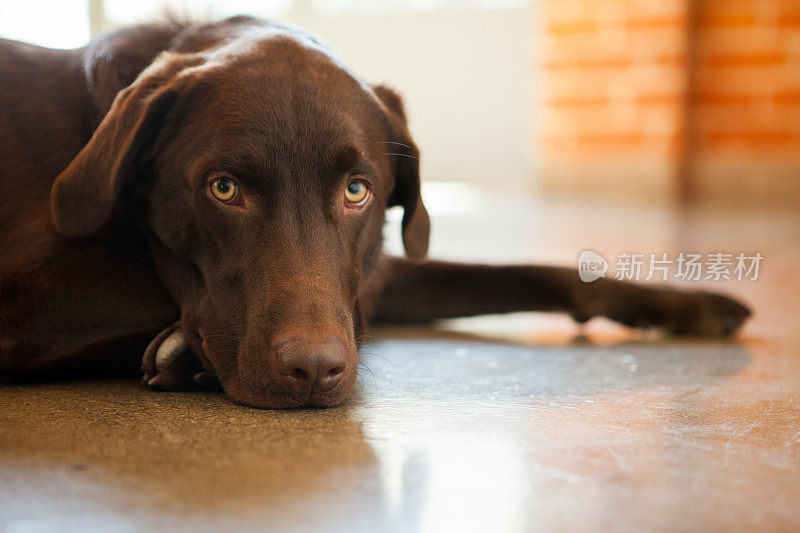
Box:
357;362;378;387
376;141;413;149
359;349;396;370
358;342;379;351
381;152;418;160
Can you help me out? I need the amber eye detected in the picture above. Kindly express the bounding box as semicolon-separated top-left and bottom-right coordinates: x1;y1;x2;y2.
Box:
209;176;239;204
344;180;370;206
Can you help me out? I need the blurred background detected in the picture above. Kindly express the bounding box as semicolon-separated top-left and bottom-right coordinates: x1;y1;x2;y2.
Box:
1;0;798;209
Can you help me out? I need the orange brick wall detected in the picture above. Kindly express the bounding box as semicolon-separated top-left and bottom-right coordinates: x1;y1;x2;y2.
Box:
535;0;800;204
690;0;800;203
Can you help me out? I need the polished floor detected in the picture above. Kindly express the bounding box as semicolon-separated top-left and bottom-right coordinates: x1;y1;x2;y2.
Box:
2;186;800;532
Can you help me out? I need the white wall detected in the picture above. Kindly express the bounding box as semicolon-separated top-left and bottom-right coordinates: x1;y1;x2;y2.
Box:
284;3;533;184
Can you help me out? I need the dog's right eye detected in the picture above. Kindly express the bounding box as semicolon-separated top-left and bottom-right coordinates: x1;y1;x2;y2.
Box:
209;175;241;205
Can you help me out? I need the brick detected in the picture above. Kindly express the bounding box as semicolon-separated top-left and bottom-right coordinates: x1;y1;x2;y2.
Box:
535;0;800;203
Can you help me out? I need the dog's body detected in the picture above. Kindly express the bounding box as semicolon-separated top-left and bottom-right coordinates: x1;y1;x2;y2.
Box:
0;17;750;408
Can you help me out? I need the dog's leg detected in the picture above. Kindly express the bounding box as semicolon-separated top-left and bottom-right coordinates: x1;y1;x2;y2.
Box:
368;257;751;336
0;239;179;374
140;322;218;391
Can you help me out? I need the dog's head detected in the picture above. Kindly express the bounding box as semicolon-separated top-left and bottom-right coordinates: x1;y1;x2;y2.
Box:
50;20;429;407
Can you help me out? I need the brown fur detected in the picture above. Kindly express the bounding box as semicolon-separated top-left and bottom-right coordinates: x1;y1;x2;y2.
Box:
0;17;751;408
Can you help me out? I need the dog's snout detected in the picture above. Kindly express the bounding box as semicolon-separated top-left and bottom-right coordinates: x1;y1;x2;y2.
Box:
274;333;347;395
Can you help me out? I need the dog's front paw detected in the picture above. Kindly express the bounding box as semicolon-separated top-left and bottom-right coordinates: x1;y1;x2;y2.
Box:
666;291;752;337
141;323;217;390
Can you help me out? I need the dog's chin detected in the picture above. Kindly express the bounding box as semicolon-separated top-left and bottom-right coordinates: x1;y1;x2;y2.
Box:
220;372;356;409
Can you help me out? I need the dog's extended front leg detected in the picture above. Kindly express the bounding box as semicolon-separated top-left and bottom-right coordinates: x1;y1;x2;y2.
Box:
368;257;751;336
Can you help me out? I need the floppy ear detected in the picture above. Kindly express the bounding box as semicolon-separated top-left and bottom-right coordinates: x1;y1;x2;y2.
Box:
83;23;185;114
51;52;202;237
372;84;430;260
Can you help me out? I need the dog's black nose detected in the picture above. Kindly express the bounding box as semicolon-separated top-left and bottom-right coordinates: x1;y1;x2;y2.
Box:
274;334;347;395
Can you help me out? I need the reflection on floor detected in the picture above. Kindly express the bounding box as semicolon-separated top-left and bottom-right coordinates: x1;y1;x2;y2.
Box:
2;186;799;532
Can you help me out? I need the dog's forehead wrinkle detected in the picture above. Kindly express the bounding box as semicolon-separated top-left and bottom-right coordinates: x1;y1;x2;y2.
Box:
190;106;368;179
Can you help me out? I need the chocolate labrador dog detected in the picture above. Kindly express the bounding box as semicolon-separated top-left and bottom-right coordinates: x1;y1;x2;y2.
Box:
0;16;750;408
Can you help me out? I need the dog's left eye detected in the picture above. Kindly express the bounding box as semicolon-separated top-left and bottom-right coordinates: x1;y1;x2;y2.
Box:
344;180;370;207
209;175;240;205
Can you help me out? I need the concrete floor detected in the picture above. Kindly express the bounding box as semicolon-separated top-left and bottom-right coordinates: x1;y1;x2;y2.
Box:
2;187;800;532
